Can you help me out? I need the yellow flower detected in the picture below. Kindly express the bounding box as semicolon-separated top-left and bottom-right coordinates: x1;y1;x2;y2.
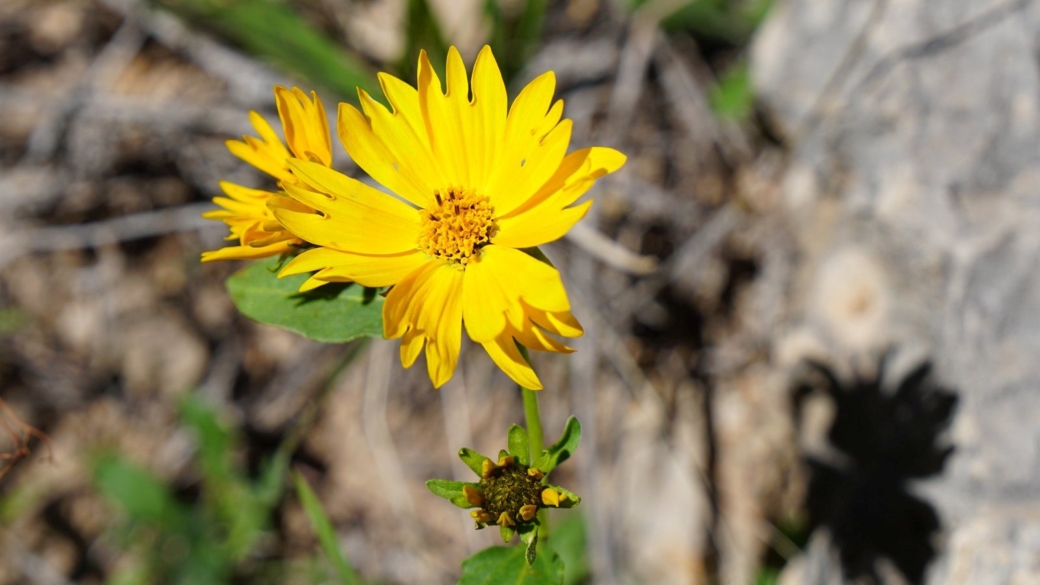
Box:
202;86;331;262
271;46;626;388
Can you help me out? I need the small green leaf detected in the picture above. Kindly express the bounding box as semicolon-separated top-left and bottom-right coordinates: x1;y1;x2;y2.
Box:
508;424;531;466
459;544;564;585
293;471;361;585
226;256;383;344
459;448;490;477
426;479;480;509
518;523;539;566
500;523;516;543
547;485;581;509
499;449;511;462
535;417;582;474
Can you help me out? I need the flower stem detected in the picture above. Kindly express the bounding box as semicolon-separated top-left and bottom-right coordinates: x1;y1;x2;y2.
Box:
522;387;544;462
518;347;549;541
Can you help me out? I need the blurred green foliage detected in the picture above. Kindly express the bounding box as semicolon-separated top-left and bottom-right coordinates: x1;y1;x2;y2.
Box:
551;511;590;585
709;61;752;120
293;471;362;585
91;396;359;585
153;0;379;99
660;0;772;46
485;0;549;84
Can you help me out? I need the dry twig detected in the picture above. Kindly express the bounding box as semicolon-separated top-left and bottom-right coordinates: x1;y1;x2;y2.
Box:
0;398;51;481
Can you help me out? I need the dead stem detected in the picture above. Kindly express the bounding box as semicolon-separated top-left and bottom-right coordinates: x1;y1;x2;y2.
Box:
0;398;51;480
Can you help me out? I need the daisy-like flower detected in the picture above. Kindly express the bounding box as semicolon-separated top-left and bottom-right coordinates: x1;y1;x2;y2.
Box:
272;46;625;389
427;420;581;563
201;86;332;262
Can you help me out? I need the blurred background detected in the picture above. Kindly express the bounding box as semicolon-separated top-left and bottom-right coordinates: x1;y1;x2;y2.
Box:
2;0;1038;583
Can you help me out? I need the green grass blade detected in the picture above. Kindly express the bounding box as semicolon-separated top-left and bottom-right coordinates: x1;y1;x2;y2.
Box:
155;0;378;99
293;471;361;585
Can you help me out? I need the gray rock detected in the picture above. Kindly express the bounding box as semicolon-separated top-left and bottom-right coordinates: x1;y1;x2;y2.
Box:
751;0;1040;582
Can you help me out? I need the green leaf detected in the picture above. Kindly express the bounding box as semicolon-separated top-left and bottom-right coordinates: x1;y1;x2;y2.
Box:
551;512;590;585
459;447;490;477
546;485;580;509
508;425;530;466
426;479;481;509
500;523;516;543
535;417;581;474
226;256;383;344
518;523;538;566
459;545;564;585
294;471;361;585
93;454;187;530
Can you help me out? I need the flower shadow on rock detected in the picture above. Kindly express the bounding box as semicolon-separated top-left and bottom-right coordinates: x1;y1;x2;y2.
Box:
793;355;959;584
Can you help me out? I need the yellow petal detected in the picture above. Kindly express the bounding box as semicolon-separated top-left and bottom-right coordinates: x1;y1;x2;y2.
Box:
274;86;332;167
494;147;626;248
383;261;441;339
487;119;572;217
200;240;294;262
422;265;465;388
483;71;566;215
462;245;573;355
418;48;470;187
225;111;295;183
519;505;537;522
280;247;426;288
495;200;592;249
400;327;425;368
481;333;542;390
339;85;441;207
464;485;485;507
383;261;465;388
271;161;420;254
470;46;507;189
525;305;584;338
541;488;561;507
506;147;627;218
513;319;574;354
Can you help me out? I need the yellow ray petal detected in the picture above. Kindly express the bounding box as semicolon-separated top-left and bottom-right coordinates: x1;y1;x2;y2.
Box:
200;240;295;262
383;261;441;339
513;320;574;354
279;247;427;288
506;146;627;217
483;71;565;214
494;147;625;248
482;246;571;315
481;334;542;390
495;200;591;249
418;48;470;187
400;327;425;368
274;86;332;167
461;254;510;342
470;46;507;189
525;305;584;338
271;161;420;254
339;81;444;206
423;265;464;388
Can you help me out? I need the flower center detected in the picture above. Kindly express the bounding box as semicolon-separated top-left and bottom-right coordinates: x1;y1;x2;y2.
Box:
418;188;497;265
479;461;543;522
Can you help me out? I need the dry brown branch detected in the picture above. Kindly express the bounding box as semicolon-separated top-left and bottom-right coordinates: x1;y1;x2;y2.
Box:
0;398;51;481
0;202;218;271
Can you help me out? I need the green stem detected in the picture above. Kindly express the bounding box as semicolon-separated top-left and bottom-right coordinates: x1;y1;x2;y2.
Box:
522;387;544;461
518;347;549;541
